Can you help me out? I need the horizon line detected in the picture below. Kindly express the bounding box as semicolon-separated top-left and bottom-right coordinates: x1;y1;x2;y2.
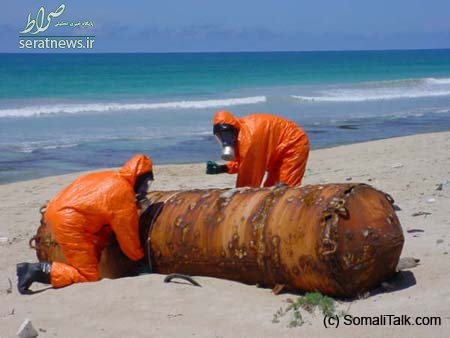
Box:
1;47;450;55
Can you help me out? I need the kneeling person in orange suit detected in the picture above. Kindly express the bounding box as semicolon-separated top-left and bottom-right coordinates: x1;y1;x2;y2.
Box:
207;111;310;187
16;154;154;294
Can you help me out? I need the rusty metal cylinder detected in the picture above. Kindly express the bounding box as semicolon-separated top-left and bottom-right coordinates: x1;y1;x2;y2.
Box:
144;183;404;297
31;183;404;297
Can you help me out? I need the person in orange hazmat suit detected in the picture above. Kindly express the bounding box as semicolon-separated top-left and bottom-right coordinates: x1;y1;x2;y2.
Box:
207;111;309;187
16;154;154;294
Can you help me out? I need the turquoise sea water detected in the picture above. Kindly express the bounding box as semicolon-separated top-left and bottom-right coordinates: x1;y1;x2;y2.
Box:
1;50;450;183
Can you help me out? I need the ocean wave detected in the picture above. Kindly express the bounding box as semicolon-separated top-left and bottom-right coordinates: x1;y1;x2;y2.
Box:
425;77;450;85
12;142;80;153
292;77;450;102
0;96;267;117
293;90;450;102
434;108;450;113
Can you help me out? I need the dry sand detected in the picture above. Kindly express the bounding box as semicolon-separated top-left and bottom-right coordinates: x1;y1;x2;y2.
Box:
1;131;449;337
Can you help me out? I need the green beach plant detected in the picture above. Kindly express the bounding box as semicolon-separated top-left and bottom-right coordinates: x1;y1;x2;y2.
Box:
272;292;348;328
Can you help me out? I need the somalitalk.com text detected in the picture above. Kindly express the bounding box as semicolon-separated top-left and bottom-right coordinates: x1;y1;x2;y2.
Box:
323;314;442;328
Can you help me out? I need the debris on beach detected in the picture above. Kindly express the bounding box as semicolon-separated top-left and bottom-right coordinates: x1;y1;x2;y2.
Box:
406;229;425;234
16;319;39;338
163;273;201;287
6;278;12;294
436;180;450;191
272;284;285;295
411;211;431;217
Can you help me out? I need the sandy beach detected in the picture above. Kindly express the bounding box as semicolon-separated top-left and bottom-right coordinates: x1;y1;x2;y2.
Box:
1;131;449;337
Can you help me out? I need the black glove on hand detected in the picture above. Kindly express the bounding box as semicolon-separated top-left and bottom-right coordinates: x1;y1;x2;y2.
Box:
206;161;228;175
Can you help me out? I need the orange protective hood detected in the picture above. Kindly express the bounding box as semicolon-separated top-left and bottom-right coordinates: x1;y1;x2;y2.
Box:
213;111;241;131
118;154;153;187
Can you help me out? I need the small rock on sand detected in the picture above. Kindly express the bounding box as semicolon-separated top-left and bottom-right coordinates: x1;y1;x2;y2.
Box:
16;319;39;338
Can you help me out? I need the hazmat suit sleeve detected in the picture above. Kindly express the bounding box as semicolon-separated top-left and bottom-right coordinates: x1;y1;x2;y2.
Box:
109;197;144;261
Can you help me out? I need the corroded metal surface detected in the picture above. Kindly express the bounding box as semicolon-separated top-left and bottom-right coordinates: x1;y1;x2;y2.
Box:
31;183;404;296
145;184;404;297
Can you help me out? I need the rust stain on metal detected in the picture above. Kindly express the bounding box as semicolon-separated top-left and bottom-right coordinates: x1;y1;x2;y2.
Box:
303;192;315;205
250;190;281;271
270;235;281;268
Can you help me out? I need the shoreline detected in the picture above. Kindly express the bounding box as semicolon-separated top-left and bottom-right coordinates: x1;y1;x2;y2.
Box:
1;130;449;186
0;130;449;337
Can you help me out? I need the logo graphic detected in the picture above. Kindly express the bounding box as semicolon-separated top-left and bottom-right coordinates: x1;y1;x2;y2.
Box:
20;4;66;35
19;3;95;50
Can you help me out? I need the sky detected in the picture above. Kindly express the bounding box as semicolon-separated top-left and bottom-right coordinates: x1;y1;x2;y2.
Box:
2;0;450;52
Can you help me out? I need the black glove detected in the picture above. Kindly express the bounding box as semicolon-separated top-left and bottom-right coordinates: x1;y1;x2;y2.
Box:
206;161;228;175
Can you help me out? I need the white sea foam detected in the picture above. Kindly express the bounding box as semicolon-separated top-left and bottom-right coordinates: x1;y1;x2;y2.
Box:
425;77;450;85
15;142;80;153
293;90;450;102
0;96;267;117
292;77;450;102
435;108;450;114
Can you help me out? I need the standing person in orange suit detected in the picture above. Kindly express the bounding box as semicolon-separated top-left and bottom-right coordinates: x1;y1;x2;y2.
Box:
207;111;310;188
16;154;154;294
